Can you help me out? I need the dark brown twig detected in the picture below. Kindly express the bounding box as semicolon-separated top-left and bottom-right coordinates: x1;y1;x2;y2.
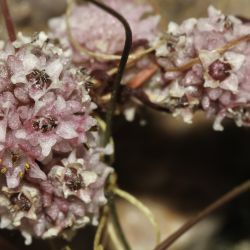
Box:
85;0;132;146
154;180;250;250
0;0;16;42
84;1;132;250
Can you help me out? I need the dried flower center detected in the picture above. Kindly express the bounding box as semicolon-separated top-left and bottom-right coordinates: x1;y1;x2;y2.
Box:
32;116;58;133
208;59;232;82
228;107;250;124
10;193;32;212
11;152;20;164
224;16;234;30
166;33;181;53
64;167;83;191
26;69;52;89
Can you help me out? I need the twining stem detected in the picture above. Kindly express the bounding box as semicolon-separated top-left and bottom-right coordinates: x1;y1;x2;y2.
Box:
108;194;132;250
85;0;132;146
0;0;16;42
67;0;162;63
85;1;132;250
94;206;109;250
154;180;250;250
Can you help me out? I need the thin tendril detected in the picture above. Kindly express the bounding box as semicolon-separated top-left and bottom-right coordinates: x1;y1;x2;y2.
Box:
85;1;132;250
94;206;109;250
85;0;132;146
154;180;250;250
113;187;161;245
108;194;132;250
0;0;16;42
107;222;125;250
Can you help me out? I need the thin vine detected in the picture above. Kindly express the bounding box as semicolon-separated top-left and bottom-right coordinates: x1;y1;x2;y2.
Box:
84;1;133;250
154;180;250;250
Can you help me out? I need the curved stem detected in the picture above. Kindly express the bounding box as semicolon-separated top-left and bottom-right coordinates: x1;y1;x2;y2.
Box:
94;206;109;250
108;193;132;250
85;1;132;250
154;180;250;250
0;0;16;42
85;0;132;146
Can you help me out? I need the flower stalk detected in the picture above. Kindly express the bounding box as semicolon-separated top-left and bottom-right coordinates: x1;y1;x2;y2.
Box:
0;0;16;42
85;0;132;146
154;180;250;250
84;1;132;249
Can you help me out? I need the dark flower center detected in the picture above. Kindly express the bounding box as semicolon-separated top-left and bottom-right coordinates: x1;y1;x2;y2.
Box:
32;116;58;133
64;167;83;191
11;152;20;163
26;69;52;89
208;59;232;82
228;107;250;124
10;193;32;212
166;33;181;53
224;16;234;30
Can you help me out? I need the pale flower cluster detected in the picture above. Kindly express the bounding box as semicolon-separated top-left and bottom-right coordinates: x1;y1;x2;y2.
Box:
0;32;112;244
148;6;250;130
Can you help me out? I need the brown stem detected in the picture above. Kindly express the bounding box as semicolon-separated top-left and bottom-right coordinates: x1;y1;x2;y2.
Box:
0;0;16;42
154;180;250;250
83;1;132;249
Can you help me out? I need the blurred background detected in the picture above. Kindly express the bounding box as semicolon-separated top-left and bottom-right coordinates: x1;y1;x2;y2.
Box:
0;0;249;250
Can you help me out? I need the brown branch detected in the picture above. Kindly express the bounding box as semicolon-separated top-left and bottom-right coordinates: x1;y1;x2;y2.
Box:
154;180;250;250
0;0;16;42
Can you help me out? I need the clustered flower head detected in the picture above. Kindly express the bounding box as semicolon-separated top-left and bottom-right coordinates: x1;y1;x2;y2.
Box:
146;6;250;130
0;32;112;244
49;0;160;65
49;0;161;121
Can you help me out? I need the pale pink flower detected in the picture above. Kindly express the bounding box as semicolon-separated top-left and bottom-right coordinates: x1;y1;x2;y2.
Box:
147;6;250;130
48;149;110;204
0;149;46;189
48;0;161;121
49;0;160;64
0;32;97;186
0;146;112;244
0;32;112;243
16;93;96;159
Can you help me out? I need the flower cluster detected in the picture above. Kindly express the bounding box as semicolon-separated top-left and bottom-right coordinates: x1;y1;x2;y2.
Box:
49;0;160;65
146;6;250;130
49;0;160;121
0;32;112;243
